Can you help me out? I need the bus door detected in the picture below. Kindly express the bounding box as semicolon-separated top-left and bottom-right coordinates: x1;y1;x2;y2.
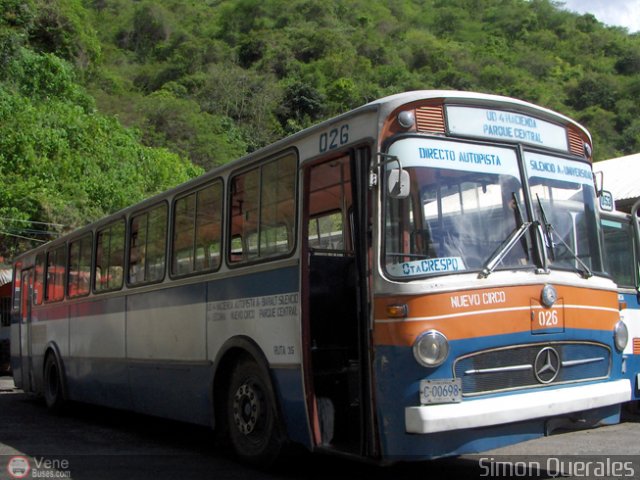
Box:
302;148;373;455
630;201;640;405
18;269;34;391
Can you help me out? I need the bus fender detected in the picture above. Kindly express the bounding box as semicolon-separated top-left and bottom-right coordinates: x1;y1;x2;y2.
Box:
210;335;275;430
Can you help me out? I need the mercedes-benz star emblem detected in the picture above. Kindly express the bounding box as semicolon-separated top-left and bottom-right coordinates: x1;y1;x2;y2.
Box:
534;347;560;384
541;284;558;308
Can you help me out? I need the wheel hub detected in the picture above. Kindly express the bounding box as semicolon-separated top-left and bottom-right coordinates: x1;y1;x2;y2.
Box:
232;383;262;435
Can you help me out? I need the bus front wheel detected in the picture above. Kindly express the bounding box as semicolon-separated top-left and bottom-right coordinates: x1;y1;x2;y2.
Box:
226;358;284;467
43;353;66;413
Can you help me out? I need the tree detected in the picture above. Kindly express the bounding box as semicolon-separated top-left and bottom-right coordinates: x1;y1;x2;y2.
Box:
139;89;246;170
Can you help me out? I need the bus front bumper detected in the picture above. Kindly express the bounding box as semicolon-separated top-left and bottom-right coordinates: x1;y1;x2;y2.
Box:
405;379;631;434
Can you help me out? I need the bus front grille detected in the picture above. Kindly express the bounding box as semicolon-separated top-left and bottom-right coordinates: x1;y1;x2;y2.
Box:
453;342;611;396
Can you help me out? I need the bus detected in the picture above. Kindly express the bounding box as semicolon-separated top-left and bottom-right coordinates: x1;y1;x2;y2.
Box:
11;91;631;465
600;201;640;409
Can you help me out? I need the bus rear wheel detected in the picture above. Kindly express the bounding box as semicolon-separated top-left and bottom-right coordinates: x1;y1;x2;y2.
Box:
43;353;66;413
226;358;284;467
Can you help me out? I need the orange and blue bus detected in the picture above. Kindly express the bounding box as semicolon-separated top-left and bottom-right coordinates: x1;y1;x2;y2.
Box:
11;91;631;465
600;201;640;408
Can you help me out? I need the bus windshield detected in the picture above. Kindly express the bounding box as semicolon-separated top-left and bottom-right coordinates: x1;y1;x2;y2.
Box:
383;138;603;280
602;216;636;288
526;152;602;274
384;138;531;279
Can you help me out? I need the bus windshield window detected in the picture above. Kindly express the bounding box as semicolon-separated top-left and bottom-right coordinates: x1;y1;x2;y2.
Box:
602;218;636;288
384;138;531;279
526;152;602;273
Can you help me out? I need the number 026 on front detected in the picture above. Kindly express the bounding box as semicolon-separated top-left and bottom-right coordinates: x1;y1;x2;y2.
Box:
419;378;462;404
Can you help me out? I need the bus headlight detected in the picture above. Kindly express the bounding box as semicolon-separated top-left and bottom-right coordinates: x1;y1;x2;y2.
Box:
413;330;449;368
614;320;628;352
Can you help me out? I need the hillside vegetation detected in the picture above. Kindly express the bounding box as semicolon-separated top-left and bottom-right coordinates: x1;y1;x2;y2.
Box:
1;0;640;256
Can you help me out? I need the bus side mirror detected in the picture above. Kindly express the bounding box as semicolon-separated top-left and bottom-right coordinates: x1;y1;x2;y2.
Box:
387;169;410;199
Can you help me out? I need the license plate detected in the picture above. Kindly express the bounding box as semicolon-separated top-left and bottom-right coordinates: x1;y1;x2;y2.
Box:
419;378;462;404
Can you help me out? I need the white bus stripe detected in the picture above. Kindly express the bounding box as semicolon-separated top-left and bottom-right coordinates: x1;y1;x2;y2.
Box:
375;304;619;324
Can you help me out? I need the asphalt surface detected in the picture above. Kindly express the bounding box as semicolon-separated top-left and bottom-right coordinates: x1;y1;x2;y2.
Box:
1;376;639;480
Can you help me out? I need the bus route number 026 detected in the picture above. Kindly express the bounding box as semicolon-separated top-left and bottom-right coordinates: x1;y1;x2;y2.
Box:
537;309;559;327
319;124;349;153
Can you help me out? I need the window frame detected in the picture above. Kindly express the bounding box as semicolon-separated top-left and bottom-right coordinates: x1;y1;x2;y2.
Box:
94;217;126;294
127;202;169;287
308;209;346;253
601;216;638;290
34;253;45;305
44;243;67;303
67;233;93;299
170;178;224;279
226;150;298;267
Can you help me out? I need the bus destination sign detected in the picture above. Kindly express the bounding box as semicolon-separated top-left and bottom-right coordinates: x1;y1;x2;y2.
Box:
446;106;569;152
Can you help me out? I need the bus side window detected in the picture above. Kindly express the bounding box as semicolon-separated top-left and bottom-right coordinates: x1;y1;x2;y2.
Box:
68;234;92;298
128;204;167;285
306;156;352;256
230;168;259;263
195;182;222;271
34;254;45;305
308;211;344;252
171;180;222;277
45;245;66;302
228;152;297;264
173;192;196;276
95;219;125;292
12;261;22;312
230;235;244;262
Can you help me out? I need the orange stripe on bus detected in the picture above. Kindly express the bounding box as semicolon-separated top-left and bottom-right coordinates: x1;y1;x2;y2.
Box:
373;285;618;347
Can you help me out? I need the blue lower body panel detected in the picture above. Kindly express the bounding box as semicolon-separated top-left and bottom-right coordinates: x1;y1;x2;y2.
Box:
374;329;626;461
66;357;213;425
271;366;312;449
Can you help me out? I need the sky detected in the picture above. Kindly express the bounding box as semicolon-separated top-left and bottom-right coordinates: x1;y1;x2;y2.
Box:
560;0;640;32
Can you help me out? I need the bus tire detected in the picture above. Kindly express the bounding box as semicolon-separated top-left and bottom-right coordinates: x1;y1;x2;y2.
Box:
226;358;284;467
43;353;66;413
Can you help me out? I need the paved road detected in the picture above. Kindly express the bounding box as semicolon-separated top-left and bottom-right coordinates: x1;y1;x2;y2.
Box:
1;376;639;479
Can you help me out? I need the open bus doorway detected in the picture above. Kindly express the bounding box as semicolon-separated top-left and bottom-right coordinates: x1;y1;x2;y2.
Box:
16;269;33;391
302;149;372;455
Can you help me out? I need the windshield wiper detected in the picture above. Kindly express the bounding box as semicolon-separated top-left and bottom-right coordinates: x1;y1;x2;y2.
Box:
478;192;531;279
536;194;555;261
512;191;530;262
479;221;532;279
535;195;592;279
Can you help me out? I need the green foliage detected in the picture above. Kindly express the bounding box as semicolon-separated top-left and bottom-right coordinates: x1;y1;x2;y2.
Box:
8;47;93;108
567;74;618;111
28;0;101;71
138;88;246;170
81;0;640;161
0;0;33;71
0;9;201;256
0;81;200;255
